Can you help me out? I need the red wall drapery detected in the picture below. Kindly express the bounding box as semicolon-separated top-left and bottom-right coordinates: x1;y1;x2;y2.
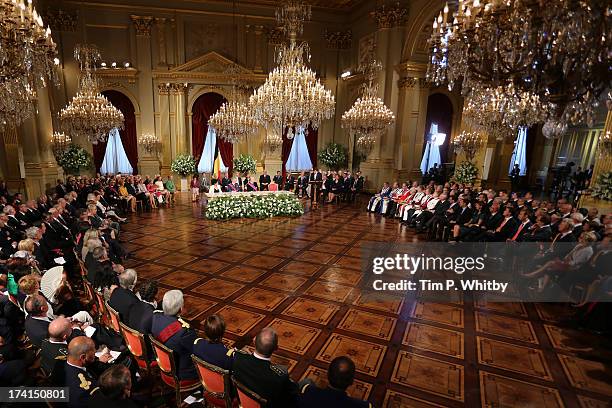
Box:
92;90;138;174
422;93;453;166
191;92;226;162
281;127;294;180
217;136;233;175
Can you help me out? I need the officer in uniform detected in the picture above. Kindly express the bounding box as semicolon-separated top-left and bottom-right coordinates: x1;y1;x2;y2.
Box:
233;327;298;407
299;356;371;408
62;337;103;408
150;290;198;381
193;314;234;371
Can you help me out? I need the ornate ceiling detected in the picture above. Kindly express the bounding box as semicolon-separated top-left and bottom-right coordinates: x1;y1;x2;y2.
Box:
232;0;366;10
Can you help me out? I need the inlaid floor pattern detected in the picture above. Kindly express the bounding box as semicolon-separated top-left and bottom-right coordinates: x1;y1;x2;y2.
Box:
122;194;612;407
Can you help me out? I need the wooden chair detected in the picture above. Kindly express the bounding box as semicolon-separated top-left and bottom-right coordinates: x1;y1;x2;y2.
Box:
149;335;200;407
231;377;267;408
192;355;236;408
118;322;157;375
94;291;111;327
105;301;121;333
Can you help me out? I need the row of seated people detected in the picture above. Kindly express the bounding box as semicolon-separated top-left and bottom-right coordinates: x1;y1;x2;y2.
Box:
197;169;366;203
367;180;612;332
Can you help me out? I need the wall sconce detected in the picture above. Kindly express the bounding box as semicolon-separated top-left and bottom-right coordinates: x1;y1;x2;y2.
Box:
598;130;611;158
51;132;72;157
139;133;160;154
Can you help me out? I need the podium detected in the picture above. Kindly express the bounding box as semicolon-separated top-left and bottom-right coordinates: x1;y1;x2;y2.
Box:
309;180;323;209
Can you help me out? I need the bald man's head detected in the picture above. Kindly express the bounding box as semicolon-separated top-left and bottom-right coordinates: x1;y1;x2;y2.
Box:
255;327;278;358
48;317;72;341
67;337;96;367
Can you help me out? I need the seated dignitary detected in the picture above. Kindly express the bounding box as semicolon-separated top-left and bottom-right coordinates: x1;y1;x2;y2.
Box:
129;280;158;334
151;289;198;381
89;364;138;408
233;327;299;407
108;269;140;323
193;314;234;370
41;316;71;375
299;356;371;408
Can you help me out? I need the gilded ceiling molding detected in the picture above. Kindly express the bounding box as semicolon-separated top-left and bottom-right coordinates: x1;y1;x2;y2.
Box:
43;9;78;32
130;15;154;36
96;68;139;84
324;29;352;50
263;25;284;45
395;61;427;77
370;2;408;29
397;77;428;89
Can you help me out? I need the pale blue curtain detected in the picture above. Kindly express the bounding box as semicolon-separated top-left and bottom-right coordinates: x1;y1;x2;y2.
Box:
197;127;228;173
198;127;216;173
508;126;528;176
420;123;442;174
286;127;313;171
100;128;133;175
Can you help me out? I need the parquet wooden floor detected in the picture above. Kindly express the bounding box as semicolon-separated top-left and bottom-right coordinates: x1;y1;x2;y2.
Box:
122;194;612;407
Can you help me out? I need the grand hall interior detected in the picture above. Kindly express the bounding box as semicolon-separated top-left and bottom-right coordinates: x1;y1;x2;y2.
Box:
0;0;611;407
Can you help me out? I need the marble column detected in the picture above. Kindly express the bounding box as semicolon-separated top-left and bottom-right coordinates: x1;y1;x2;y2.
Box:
21;85;62;198
130;15;158;175
157;84;172;175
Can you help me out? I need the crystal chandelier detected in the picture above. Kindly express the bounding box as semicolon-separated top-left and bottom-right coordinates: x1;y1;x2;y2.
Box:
427;0;611;130
262;130;283;152
356;134;376;154
59;44;124;145
0;0;58;128
249;0;335;140
138;133;159;154
541;119;568;140
598;130;612;158
341;59;395;145
453;130;484;162
50;131;71;157
463;84;549;140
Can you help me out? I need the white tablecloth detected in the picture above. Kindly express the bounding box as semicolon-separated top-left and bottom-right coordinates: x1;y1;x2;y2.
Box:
205;190;293;199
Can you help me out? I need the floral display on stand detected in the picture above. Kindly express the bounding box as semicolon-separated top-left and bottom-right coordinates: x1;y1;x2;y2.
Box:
205;194;303;220
318;142;348;171
170;154;196;192
591;171;612;201
452;161;478;184
56;144;92;175
233;154;257;175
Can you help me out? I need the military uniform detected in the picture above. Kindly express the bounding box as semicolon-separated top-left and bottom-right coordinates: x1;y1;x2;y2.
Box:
232;350;298;408
40;339;68;376
151;311;197;380
193;338;234;370
64;362;96;408
299;384;371;408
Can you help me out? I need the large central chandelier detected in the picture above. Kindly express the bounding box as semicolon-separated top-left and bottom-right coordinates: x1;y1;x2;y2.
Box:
453;130;484;162
427;0;611;131
249;0;335;139
341;59;395;149
59;44;124;144
0;0;58;128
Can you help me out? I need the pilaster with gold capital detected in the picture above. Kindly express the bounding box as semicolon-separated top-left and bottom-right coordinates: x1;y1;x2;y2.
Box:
130;15;154;37
369;2;408;30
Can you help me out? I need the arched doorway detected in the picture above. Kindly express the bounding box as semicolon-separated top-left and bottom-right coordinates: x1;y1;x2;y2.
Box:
92;90;138;174
191;92;233;174
421;93;453;170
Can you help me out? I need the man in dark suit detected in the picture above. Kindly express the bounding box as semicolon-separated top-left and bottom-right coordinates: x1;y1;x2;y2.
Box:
488;206;518;241
259;170;272;191
233;327;298;407
24;294;51;348
108;269;140;324
221;172;232;191
299;356;371;408
524;214;552;242
308;169;323;203
273;171;283;187
507;208;532;242
469;200;503;242
285;173;296;192
25;200;42;224
127;281;157;335
418;193;450;233
151;290;198;381
5;205;27;232
55;180;68;198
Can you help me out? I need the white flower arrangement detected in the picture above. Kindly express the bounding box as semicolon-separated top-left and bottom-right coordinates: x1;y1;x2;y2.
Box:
233;154;257;174
318;142;348;171
205;194;304;220
170;154;196;177
591;171;612;201
453;161;478;184
56;144;92;174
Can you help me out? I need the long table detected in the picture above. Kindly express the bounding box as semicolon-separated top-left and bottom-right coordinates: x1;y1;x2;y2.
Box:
205;190;293;200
